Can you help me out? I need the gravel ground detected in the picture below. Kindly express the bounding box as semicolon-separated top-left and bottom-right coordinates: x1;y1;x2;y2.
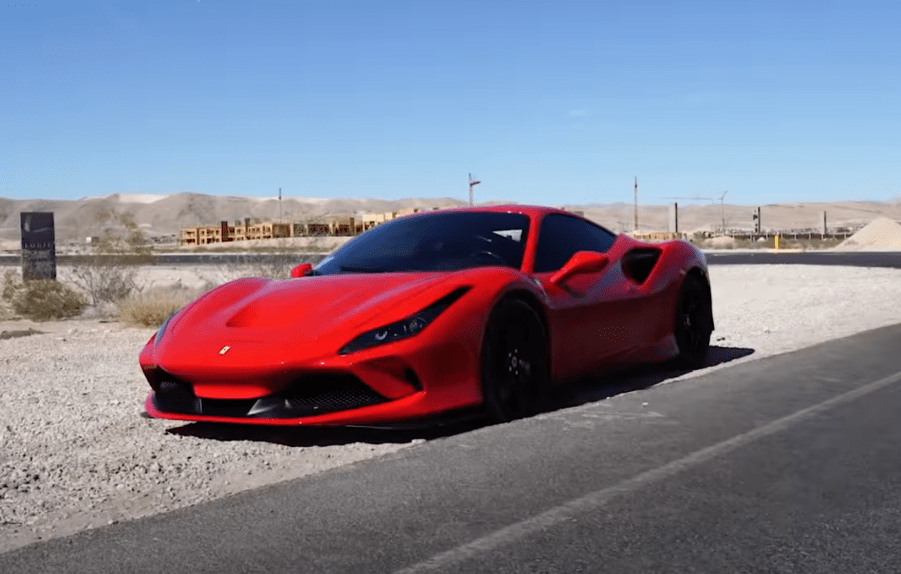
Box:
2;264;901;553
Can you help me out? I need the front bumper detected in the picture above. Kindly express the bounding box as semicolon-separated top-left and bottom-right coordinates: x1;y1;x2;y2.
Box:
141;334;481;426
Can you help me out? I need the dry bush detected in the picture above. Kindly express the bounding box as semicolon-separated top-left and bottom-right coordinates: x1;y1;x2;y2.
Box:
117;287;204;328
0;270;20;320
246;241;305;280
1;269;17;301
195;239;332;285
2;275;87;321
70;211;152;304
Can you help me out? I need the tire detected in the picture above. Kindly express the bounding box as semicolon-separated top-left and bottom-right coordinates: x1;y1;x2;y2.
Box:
674;274;713;369
480;298;550;423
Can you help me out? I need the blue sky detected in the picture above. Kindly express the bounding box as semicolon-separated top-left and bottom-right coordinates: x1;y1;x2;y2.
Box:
2;0;899;206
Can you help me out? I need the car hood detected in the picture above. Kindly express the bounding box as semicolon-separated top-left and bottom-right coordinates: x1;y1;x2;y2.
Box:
144;266;527;391
169;272;465;342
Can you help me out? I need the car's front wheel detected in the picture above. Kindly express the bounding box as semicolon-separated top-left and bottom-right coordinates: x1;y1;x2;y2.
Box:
480;298;550;423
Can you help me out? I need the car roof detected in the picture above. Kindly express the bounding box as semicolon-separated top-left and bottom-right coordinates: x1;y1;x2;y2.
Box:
402;204;571;219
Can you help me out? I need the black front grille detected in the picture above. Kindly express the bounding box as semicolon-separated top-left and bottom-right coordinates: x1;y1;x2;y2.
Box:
153;378;201;415
151;372;388;419
282;375;389;416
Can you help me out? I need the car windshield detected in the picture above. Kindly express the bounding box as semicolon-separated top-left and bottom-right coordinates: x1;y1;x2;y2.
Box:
315;211;531;275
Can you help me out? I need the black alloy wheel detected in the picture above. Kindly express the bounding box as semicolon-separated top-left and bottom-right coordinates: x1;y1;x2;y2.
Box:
674;274;713;368
481;298;550;423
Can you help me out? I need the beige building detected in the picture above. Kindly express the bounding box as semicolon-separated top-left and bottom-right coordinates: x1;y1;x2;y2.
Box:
180;206;449;245
241;222;291;241
180;222;231;245
292;222;331;236
181;220;291;245
361;212;391;231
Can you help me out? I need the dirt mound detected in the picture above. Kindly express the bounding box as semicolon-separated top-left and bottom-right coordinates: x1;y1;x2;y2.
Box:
835;217;901;251
706;236;737;249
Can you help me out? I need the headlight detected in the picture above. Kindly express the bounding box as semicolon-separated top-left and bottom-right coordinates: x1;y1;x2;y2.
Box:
338;287;469;355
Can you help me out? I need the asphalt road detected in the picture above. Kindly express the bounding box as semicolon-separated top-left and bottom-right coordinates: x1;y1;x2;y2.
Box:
0;252;328;267
704;250;901;268
2;322;900;572
3;250;901;268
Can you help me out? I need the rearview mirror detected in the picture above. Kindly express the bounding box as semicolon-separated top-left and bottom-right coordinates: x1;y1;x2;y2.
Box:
549;251;608;285
290;263;314;278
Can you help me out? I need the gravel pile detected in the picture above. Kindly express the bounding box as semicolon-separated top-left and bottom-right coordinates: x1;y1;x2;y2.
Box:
835;217;901;251
2;264;901;553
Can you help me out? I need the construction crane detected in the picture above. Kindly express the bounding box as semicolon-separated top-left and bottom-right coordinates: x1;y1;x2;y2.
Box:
662;195;715;203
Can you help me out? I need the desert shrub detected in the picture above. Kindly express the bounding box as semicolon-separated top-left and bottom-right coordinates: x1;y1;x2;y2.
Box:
0;270;19;320
248;249;303;280
70;210;152;304
223;239;315;280
117;287;202;328
2;269;18;301
4;278;88;321
197;240;325;283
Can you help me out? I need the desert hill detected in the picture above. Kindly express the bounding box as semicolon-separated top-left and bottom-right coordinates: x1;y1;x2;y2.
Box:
2;193;901;247
0;193;470;245
576;200;901;236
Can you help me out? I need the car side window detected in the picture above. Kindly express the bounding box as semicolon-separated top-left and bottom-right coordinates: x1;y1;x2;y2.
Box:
533;214;617;272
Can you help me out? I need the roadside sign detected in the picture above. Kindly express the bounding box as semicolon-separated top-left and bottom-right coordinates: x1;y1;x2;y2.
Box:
20;212;57;280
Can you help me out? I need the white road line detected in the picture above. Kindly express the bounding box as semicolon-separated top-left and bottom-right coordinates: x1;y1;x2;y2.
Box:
394;369;901;574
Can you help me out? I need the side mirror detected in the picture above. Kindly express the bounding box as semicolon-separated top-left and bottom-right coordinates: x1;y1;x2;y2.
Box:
290;263;314;278
549;251;608;285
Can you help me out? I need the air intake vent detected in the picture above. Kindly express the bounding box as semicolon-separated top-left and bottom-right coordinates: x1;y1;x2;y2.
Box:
153;377;201;415
153;373;388;419
248;374;388;418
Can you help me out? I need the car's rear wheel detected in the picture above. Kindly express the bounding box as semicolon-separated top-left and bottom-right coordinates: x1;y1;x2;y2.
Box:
481;298;550;423
674;274;713;368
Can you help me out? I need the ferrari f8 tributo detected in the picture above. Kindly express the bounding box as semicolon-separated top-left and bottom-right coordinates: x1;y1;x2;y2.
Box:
140;205;713;425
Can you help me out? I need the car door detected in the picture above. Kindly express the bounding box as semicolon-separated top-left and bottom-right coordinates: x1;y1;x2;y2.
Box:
532;214;641;380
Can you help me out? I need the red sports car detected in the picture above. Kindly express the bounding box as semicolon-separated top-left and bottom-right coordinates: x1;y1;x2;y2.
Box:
140;205;713;426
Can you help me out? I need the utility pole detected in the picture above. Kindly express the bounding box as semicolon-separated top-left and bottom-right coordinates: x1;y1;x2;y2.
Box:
278;187;283;221
468;174;481;206
668;202;678;233
633;176;638;231
663;194;720;233
718;190;728;233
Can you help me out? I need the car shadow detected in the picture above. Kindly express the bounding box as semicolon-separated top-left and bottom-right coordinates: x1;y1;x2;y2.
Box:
551;345;755;409
164;345;754;447
164;410;487;447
